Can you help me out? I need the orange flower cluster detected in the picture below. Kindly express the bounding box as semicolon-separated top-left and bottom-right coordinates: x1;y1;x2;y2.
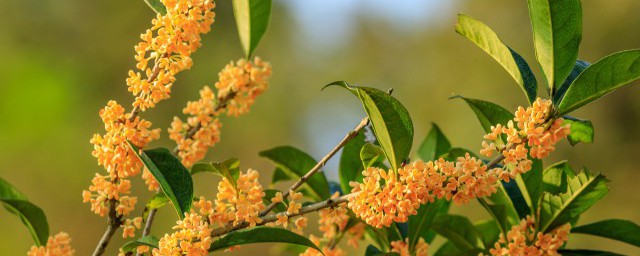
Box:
390;238;429;256
27;232;75;256
299;235;345;256
209;169;266;227
169;57;271;167
128;0;216;111
121;217;143;238
269;190;307;232
489;216;570;256
481;98;570;181
153;212;212;256
348;154;498;228
299;199;365;256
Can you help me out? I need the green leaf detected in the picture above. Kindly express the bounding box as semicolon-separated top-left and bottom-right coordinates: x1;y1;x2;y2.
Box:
501;180;530;219
557;249;624;256
455;14;537;103
452;96;514;134
0;177;49;246
128;142;194;218
339;130;366;193
259;146;330;200
408;199;451;250
557;49;640;115
518;158;543;210
143;0;167;15
263;189;288;213
572;219;640;247
539;170;609;233
564;117;594;145
232;0;272;58
417;123;451;162
146;193;170;210
433;218;488;256
431;214;484;251
360;143;386;169
474;219;501;249
209;226;321;252
542;161;574;194
192;158;241;188
442;148;480;162
324;81;414;171
365;245;399;256
554;60;590;103
527;0;582;94
271;168;291;184
121;236;159;253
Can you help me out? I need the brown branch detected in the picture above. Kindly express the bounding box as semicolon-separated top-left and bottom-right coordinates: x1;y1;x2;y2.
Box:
92;200;123;256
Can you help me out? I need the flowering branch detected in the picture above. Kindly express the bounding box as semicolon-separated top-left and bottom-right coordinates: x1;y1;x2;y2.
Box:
92;199;123;256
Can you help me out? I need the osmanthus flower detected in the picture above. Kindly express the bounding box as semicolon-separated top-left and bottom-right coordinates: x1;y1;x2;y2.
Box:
153;212;212;256
128;0;216;111
489;216;570;256
27;232;75;256
209;169;266;227
215;57;272;117
390;238;429;256
299;235;345;256
121;217;143;238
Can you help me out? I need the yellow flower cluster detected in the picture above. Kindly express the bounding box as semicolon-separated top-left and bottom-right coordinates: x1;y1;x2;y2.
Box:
390;238;429;256
121;217;143;238
348;154;497;228
481;98;570;181
169;57;271;167
210;169;266;227
269;190;307;233
153;212;212;256
27;232;75;256
128;0;216;111
489;216;570;256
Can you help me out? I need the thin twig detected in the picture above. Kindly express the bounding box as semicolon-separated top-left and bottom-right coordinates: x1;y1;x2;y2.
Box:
259;117;369;216
92;200;123;256
127;52;168;122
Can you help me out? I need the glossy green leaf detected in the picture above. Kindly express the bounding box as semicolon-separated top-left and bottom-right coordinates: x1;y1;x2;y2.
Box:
557;249;624;256
121;236;159;252
502;180;530;219
475;219;501;249
417;123;451;162
143;0;167;15
572;219;640;247
518;158;543;210
0;177;49;246
271;168;291;184
263;189;288;213
527;0;582;94
557;49;640;115
339;130;366;193
434;220;499;256
452;96;514;134
209;226;321;252
542;161;574;194
192;158;241;188
564;117;594;145
431;214;484;251
259;146;330;200
128;142;194;218
456;14;537;103
232;0;271;58
408;199;451;250
325;81;413;171
146;193;170;210
539;170;609;233
360;143;386;169
554;60;590;103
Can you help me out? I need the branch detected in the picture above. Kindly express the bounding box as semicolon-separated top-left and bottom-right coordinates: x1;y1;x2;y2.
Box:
127;52;169;122
92;200;123;256
259;117;369;216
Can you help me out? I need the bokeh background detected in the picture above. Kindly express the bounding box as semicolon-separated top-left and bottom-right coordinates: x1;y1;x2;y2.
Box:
1;0;639;255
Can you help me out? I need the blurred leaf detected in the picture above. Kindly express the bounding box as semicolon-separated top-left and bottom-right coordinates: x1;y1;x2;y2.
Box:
365;245;399;256
263;189;288;213
259;146;330;200
328;181;343;196
191;158;240;188
564;117;594;145
572;219;640;247
271;168;291;184
417;123;451;162
431;214;484;251
527;0;582;93
232;0;272;58
143;0;167;15
557;49;640;115
554;60;590;103
146;193;170;210
128;143;194;218
452;96;514;134
539;169;609;233
474;219;501;249
434;220;498;256
456;14;537;103
360;143;386;169
442;147;480;162
339;130;366;194
121;236;159;253
408;199;451;250
557;249;624;256
324;81;413;171
0;177;48;246
208;226;321;252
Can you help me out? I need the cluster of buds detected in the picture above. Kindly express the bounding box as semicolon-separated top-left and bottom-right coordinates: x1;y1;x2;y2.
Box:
390;238;429;256
489;216;570;256
27;232;74;256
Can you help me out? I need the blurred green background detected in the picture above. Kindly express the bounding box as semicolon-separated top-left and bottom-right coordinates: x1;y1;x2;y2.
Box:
1;0;639;255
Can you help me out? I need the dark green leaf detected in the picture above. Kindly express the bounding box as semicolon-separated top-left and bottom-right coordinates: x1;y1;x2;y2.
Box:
456;14;537;103
572;219;640;247
519;158;543;209
232;0;272;58
431;214;484;251
360;143;386;169
502;180;530;219
542;161;574;194
263;189;288;213
121;236;160;252
442;148;480;162
452;96;514;134
143;0;167;15
259;146;330;200
128;143;194;218
0;177;48;246
554;60;590;103
557;49;640;115
325;81;414;171
209;226;321;252
474;219;501;249
539;169;609;233
409;199;451;250
365;245;399;256
339;130;366;193
564;117;594;145
417;123;451;162
557;249;624;256
271;168;291;184
527;0;582;94
434;220;497;256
